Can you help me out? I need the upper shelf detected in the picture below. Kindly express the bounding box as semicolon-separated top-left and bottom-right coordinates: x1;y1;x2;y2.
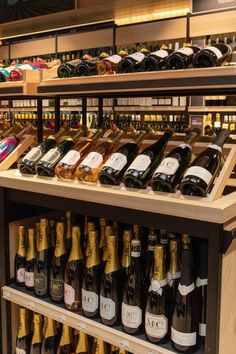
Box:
37;66;236;97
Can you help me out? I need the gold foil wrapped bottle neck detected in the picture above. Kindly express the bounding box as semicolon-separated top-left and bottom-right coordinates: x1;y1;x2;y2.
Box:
123;230;132;243
17;225;26;257
59;324;72;347
44;317;57;338
55;222;66;257
26;228;36;261
31;313;42;345
182;234;190;250
105;235;120;274
86;230;100;268
75;331;89;353
18;308;29;338
69;226;83;262
153;245;166;281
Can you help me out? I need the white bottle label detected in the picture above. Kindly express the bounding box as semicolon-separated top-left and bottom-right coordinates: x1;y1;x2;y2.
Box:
60;150;81;166
184;166;213;186
100;295;116;320
154;157;180;176
82;288;99;313
80;151;103;169
153;49;169;59
207;46;223;59
122;303;142;329
177;47;194;56
171;327;197;346
145;312;168;338
128;52;145;63
25;271;34;287
178;282;195;296
103;153;127;171
107;55;122;64
17;268;25;283
167;271;181;287
16;349;26;354
149;279;167;295
41;149;60;164
64;283;75;306
199;323;206;337
127;154;151;172
196;277;208;287
23;147;42;162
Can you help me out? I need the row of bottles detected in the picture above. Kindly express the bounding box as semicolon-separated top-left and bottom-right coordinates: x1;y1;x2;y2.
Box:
16;307;128;353
14;212;208;353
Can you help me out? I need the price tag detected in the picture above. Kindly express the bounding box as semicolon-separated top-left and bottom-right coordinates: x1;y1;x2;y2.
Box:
119;339;130;349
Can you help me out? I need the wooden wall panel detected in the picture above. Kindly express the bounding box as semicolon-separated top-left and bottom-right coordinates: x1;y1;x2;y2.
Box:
11;38;55;59
0;45;9;60
58;29;113;52
116;17;186;45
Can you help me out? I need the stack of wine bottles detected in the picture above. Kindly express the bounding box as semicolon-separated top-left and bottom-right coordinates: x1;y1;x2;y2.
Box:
14;212;208;353
18;126;230;197
15;307;128;353
57;43;233;78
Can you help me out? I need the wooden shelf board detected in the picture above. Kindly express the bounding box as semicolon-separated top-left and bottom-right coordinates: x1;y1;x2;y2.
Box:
189;106;236;113
0;70;40;97
114;106;186;112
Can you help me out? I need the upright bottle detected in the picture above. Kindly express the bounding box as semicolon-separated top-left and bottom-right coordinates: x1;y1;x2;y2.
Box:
179;129;230;196
76;130;123;182
121;230;132;289
94;338;108;354
18;128;66;174
101;225;113;270
118;49;149;73
100;234;121;326
142;48;174;71
57;324;73;353
15;226;26;287
99;218;106;259
16;308;31;354
145;245;169;344
82;230;101;318
98;130;147;185
192;43;232;68
151;128;201;192
145;228;158;290
165;45;200;70
64;226;84;312
75;331;89;354
30;313;42;354
122;239;144;334
50;222;67;303
55;129;103;180
58;59;83;78
41;317;58;354
65;211;72;253
171;234;199;353
25;228;36;291
123;130;173;189
34;219;51;297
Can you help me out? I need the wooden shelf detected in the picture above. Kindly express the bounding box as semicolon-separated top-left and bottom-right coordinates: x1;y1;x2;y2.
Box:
2;285;204;354
0;70;40;97
114;106;186;112
189;106;236;113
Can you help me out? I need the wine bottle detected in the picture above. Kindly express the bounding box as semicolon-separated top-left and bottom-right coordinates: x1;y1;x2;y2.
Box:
123;130;173;189
18;128;66;175
121;230;132;289
64;226;84;312
122;239;144;334
8;64;34;81
100;234;121;326
55;129;103;180
50;222;67;303
98;54;125;75
35;129;85;177
85;221;96;258
25;228;36;292
145;245;170;343
98;130;147;185
65;211;72;253
76;57;101;77
15;226;26;286
118;50;149;73
179;129;230;196
99;217;106;259
101;225;113;269
75;331;89;353
57;324;73;353
30;313;42;354
58;59;83;78
151;128;201;192
34;219;52;297
166;45;201;70
76;130;124;182
0;125;31;163
142;48;174;71
193;43;232;68
16;308;31;354
94;338;109;354
41;317;58;354
171;234;199;353
196;240;208;344
0;65;16;82
49;219;56;249
82;230;101;318
145;228;158;290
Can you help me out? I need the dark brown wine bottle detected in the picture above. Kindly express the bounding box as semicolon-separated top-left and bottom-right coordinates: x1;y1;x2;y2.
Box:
75;331;89;353
65;211;72;253
15;226;26;287
16;308;31;354
30;313;42;354
25;228;36;291
41;317;58;354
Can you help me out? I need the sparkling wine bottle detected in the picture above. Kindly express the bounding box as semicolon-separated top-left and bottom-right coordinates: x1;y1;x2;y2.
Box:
16;308;31;354
41;317;58;354
121;230;132;291
75;331;89;353
94;338;109;354
166;45;201;70
151;128;201;192
142;48;174;71
145;228;158;290
15;226;26;287
25;228;36;292
99;217;106;259
179;129;230;196
65;211;72;253
193;43;232;68
57;324;73;353
30;313;42;354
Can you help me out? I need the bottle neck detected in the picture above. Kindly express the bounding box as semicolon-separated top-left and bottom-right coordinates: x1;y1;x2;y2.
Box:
26;231;36;261
212;129;229;148
38;220;49;252
69;232;83;262
17;231;26;257
15;125;32;141
153;250;166;281
152;131;172;152
54;230;66;257
169;249;180;275
65;213;72;241
76;331;89;353
32;316;42;344
44;318;56;338
180;249;194;286
184;128;201;146
86;238;101;268
95;338;106;354
18;310;29;338
99;224;106;249
60;325;72;347
105;237;120;274
132;130;147;145
91;129;103;142
121;240;131;268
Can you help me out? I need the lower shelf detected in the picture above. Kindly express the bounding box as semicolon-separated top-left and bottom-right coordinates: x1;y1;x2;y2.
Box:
2;284;204;354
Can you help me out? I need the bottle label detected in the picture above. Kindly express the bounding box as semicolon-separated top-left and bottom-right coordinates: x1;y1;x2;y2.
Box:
196;277;208;287
210;144;222;153
64;283;75;306
207;46;223;59
199;323;206;337
153;49;169;59
177;47;194;56
154;157;179;176
16;268;25;283
127;154;151;172
34;273;47;294
50;278;64;300
60;150;81;166
80;151;103;169
82;288;99;313
184;166;213;186
178;282;195;296
103;153;127;171
128;52;145;63
107;55;122;64
179;143;192;150
41;149;61;164
100;295;116;320
167;271;181;287
16;349;26;354
122;303;142;329
149;279;167;295
131;250;141;258
23;147;42;162
25;271;34;287
171;327;197;346
148;245;155;251
145;312;168;338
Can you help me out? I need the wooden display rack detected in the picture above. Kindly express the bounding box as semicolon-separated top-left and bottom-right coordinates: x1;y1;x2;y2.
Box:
0;69;41;96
